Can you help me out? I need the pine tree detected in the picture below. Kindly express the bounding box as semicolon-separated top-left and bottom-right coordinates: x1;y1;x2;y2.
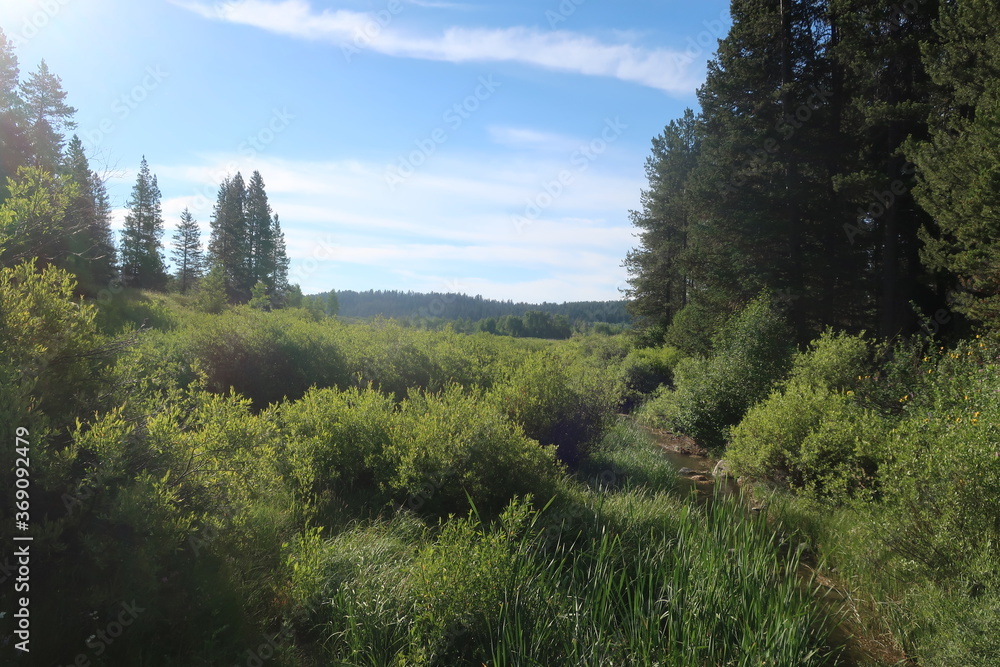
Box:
830;0;942;337
61;135;116;293
89;170;117;284
269;212;289;299
19;59;76;173
687;0;847;339
0;28;26;203
120;157;167;289
208;173;249;300
245;170;274;288
171;208;203;294
623;109;700;335
907;0;1000;326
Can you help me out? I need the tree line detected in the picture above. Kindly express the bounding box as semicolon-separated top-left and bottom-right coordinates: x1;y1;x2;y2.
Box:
626;0;999;345
334;289;630;324
0;28;291;308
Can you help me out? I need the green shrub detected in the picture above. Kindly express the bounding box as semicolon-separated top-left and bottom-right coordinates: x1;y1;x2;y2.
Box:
878;406;1000;584
388;385;563;518
787;328;872;391
338;318;434;397
279;385;396;518
488;349;618;466
640;294;794;450
181;307;350;407
663;297;728;357
728;382;886;498
93;287;180;334
0;260;109;433
617;345;684;410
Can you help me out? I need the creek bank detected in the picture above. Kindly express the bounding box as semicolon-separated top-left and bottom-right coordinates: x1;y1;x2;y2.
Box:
641;425;906;666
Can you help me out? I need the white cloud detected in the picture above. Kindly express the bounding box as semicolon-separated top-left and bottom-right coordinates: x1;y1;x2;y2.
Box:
171;0;700;93
487;126;582;153
139;148;640;299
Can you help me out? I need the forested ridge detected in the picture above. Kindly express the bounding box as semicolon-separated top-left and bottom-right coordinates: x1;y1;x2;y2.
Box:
2;1;1000;665
333;289;629;324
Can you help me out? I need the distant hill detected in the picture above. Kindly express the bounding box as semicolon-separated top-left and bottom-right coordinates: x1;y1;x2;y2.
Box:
320;289;631;324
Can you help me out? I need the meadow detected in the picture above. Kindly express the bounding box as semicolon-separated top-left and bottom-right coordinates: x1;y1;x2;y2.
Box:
2;272;843;666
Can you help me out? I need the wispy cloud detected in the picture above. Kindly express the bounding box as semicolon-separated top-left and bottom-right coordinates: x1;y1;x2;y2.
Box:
487;126;582;153
171;0;699;93
137;150;638;297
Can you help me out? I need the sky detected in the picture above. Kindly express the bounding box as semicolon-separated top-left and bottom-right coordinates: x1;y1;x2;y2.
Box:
0;0;731;302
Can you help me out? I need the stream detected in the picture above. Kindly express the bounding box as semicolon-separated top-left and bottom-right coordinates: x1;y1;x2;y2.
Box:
646;427;889;666
645;427;740;500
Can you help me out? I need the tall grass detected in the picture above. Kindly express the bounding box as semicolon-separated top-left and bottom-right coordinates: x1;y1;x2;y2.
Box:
287;484;838;666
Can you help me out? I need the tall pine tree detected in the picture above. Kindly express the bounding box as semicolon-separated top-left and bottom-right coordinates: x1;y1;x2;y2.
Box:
907;0;1000;326
208;171;288;303
623;109;700;335
245;170;275;288
683;0;848;339
270;212;289;300
62;135;116;293
0;28;26;204
120;157;167;289
171;208;203;294
208;173;250;300
19;59;76;173
830;0;942;338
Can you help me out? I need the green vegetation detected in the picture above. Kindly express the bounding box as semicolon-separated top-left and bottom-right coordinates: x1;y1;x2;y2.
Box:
630;295;1000;662
4;1;1000;663
0;277;844;665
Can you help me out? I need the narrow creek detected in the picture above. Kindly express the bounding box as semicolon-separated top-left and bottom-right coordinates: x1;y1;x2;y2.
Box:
645;425;892;666
644;426;740;500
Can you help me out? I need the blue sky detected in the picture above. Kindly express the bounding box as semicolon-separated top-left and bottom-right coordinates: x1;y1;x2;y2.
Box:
1;0;730;302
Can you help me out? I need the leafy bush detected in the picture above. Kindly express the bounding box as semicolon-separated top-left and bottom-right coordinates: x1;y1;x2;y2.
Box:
338;318;434;397
874;338;1000;585
662;297;728;357
617;345;684;410
639;294;794;450
728;382;886;498
180;307;350;407
388;385;563;518
787;328;872;391
279;385;396;519
488;349;618;466
727;330;884;498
